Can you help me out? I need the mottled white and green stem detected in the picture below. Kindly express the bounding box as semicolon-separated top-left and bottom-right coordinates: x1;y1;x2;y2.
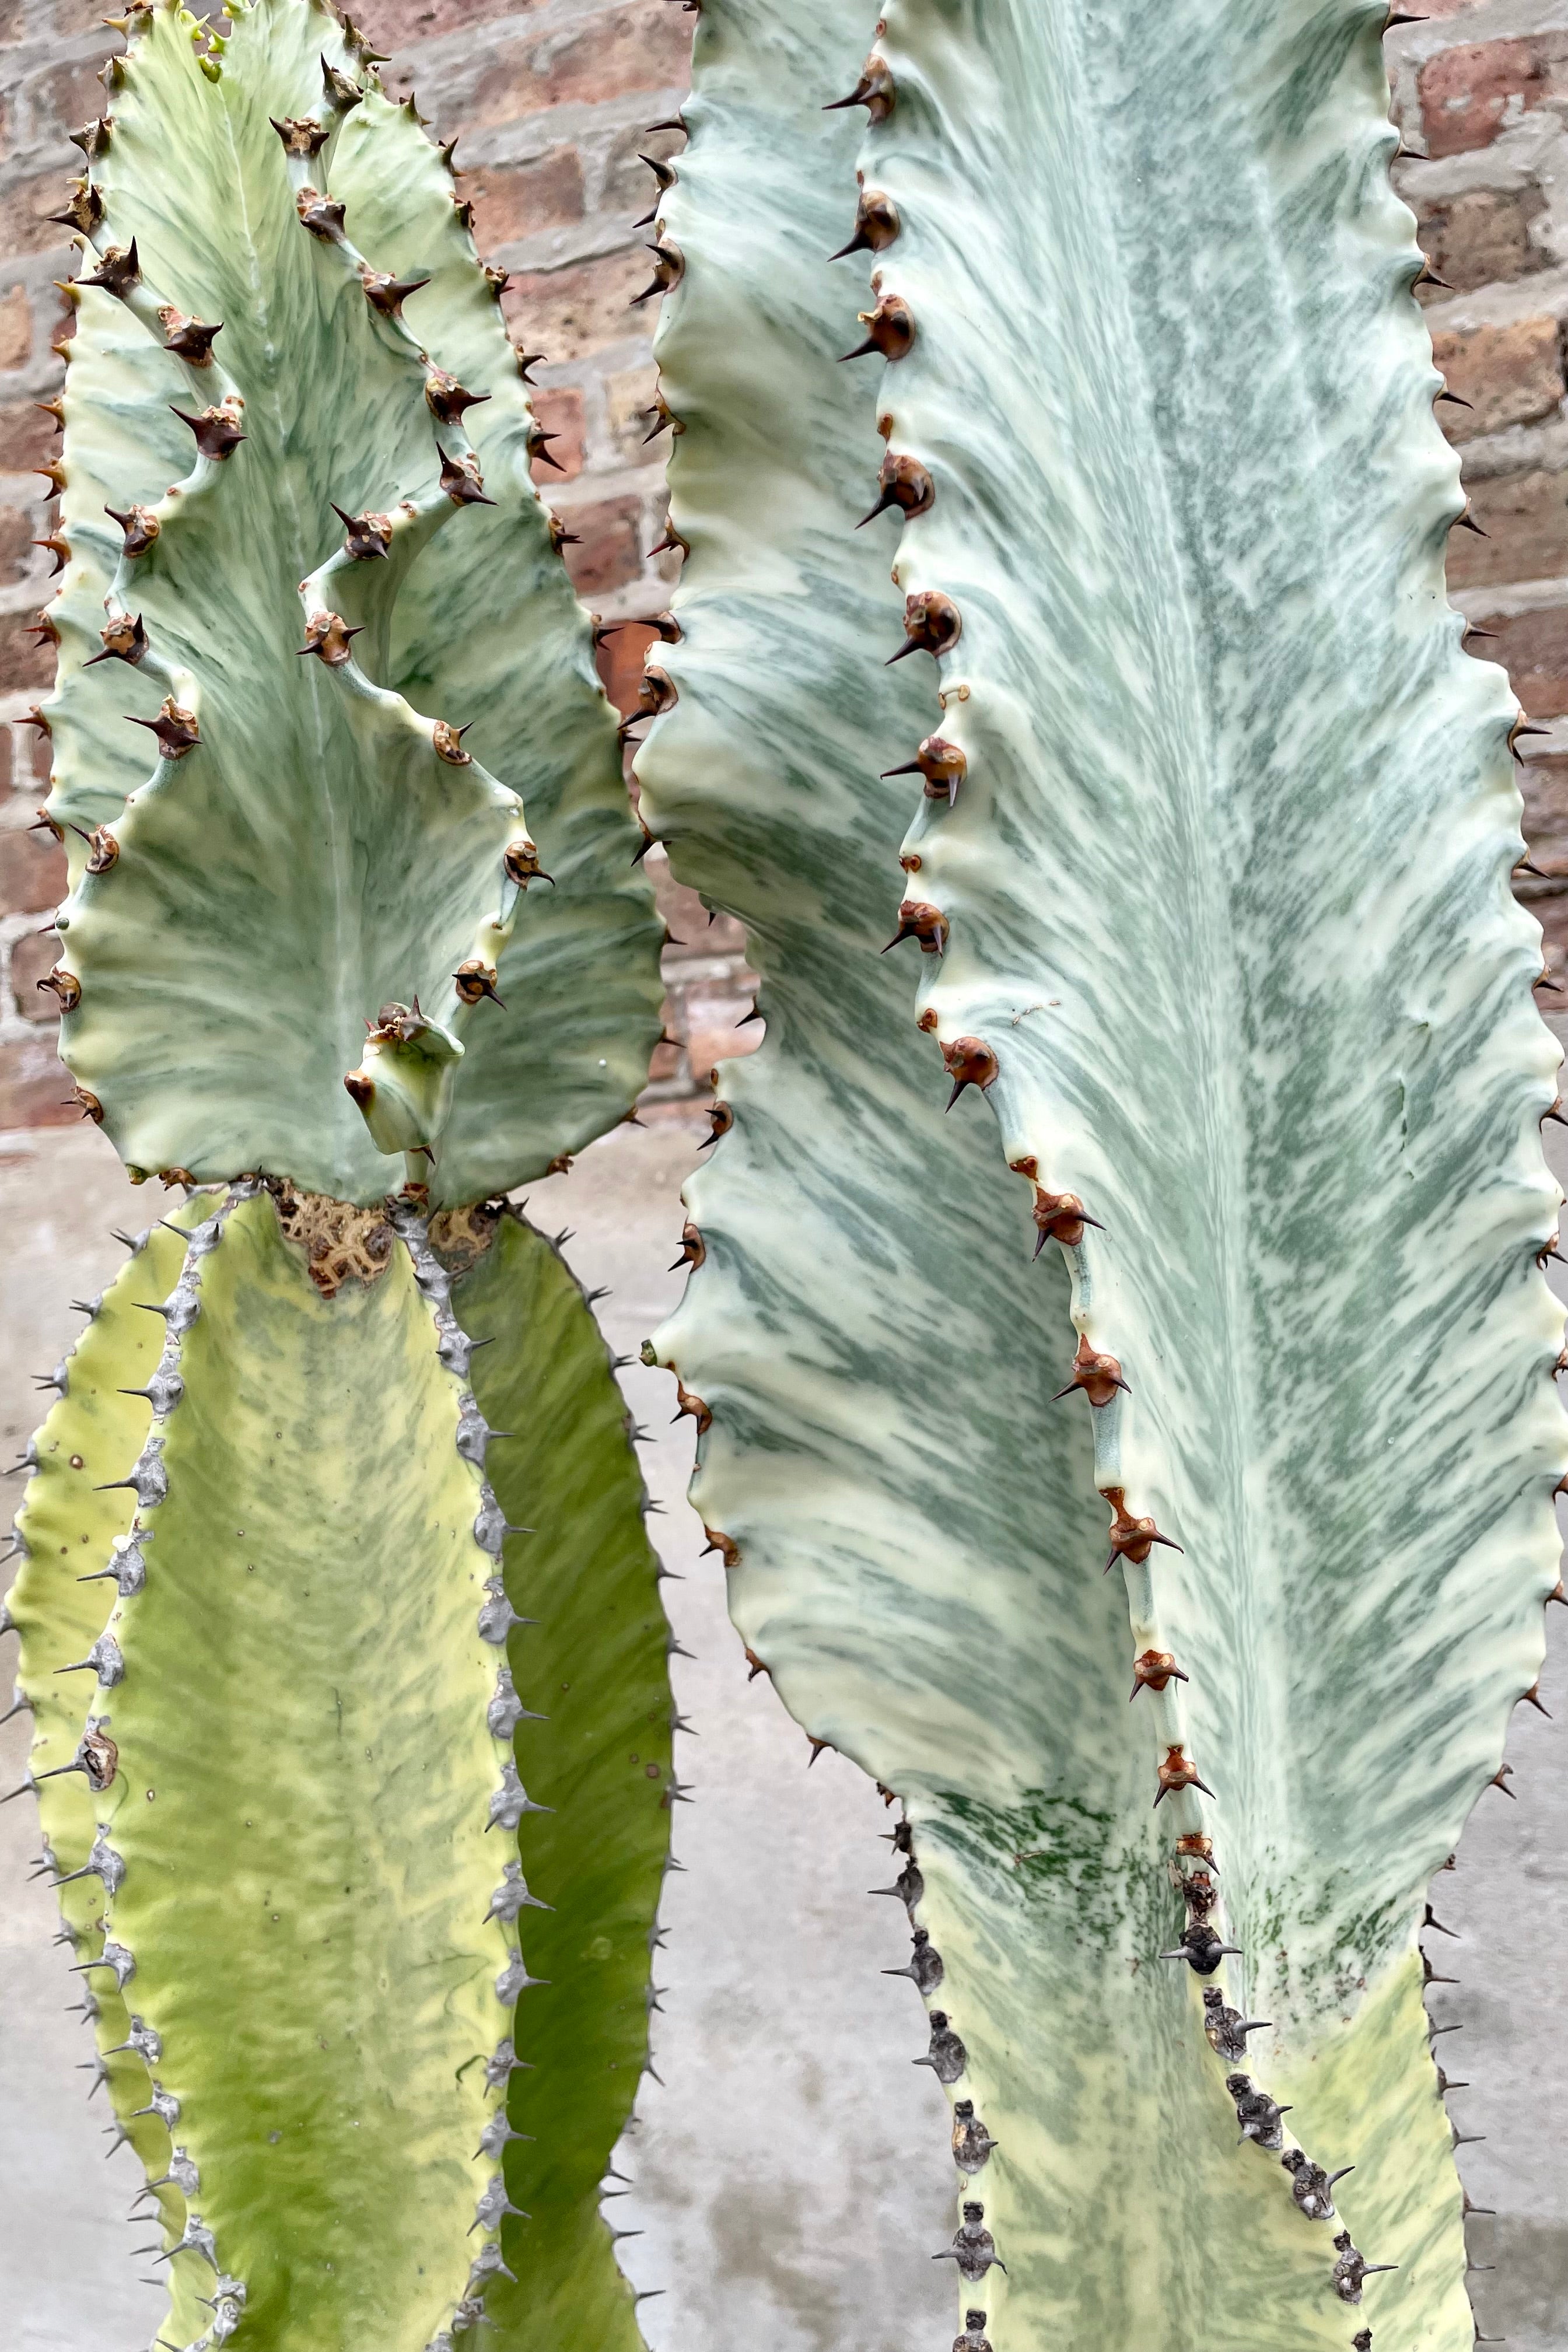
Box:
38;0;662;1202
635;1;1567;2346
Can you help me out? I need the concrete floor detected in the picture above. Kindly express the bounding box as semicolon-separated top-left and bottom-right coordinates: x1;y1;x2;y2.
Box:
1;1116;1563;2351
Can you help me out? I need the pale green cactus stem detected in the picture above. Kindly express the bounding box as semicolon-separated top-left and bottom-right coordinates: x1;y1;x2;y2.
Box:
264;78;540;1175
635;1;1567;2346
13;4;673;2346
54;15;538;1184
38;0;662;1204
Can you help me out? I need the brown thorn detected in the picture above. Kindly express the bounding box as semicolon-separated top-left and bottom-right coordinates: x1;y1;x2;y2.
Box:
942;1035;998;1110
822;57;896;122
1053;1332;1130;1408
1129;1648;1188;1701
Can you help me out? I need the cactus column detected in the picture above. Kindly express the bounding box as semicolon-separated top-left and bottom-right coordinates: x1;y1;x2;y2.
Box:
635;1;1567;2346
10;4;670;2347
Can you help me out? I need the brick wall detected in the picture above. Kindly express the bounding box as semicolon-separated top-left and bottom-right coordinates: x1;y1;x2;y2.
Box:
2;0;1564;1132
1388;0;1568;977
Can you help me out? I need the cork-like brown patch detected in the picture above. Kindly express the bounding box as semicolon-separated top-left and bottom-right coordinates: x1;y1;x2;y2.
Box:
428;1198;506;1277
270;1181;396;1297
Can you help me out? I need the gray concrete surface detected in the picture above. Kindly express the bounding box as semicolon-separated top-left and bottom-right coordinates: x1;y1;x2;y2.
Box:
0;1120;954;2352
1;1116;1564;2350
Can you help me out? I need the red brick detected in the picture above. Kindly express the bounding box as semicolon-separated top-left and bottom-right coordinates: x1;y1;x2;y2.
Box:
0;1030;75;1128
1448;471;1568;590
0;169;78;256
358;0;523;44
653;859;706;947
467;148;584;249
502;245;656;365
0;398;60;475
1532;888;1568;972
1432;317;1564;444
0;719;45;802
559;493;644;598
0;502;34;583
529;384;584;482
0;821;65;912
603;121;678;219
1520;753;1568;855
606;363;662;461
460;5;692;128
1468;606;1568;720
1415;188;1544;295
0;608;56;692
656;855;745;960
1418;38;1564;160
648;1028;681;1083
673;975;761;1083
596;617;662;716
10;925;60;1020
0;281;30;370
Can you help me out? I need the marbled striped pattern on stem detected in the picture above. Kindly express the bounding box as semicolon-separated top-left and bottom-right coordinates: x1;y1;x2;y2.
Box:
637;1;1567;2344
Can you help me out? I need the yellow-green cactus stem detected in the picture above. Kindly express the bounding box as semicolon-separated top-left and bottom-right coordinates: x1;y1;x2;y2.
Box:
16;1184;670;2352
6;1198;210;2247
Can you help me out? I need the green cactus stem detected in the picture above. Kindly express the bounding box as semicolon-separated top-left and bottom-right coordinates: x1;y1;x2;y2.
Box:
440;1203;676;2351
37;0;662;1204
6;1199;209;2247
635;1;1567;2346
13;1184;668;2351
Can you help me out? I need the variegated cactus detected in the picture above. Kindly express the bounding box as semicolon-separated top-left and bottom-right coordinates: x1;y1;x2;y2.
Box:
634;2;1567;2349
12;0;1564;2347
8;4;672;2348
38;0;661;1199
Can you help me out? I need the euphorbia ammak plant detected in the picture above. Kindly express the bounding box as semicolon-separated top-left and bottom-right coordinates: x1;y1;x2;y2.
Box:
6;1;1563;2350
9;5;672;2348
635;1;1568;2346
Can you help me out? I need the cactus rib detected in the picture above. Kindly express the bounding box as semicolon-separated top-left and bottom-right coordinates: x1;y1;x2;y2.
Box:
9;1198;211;2252
441;1205;674;2350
